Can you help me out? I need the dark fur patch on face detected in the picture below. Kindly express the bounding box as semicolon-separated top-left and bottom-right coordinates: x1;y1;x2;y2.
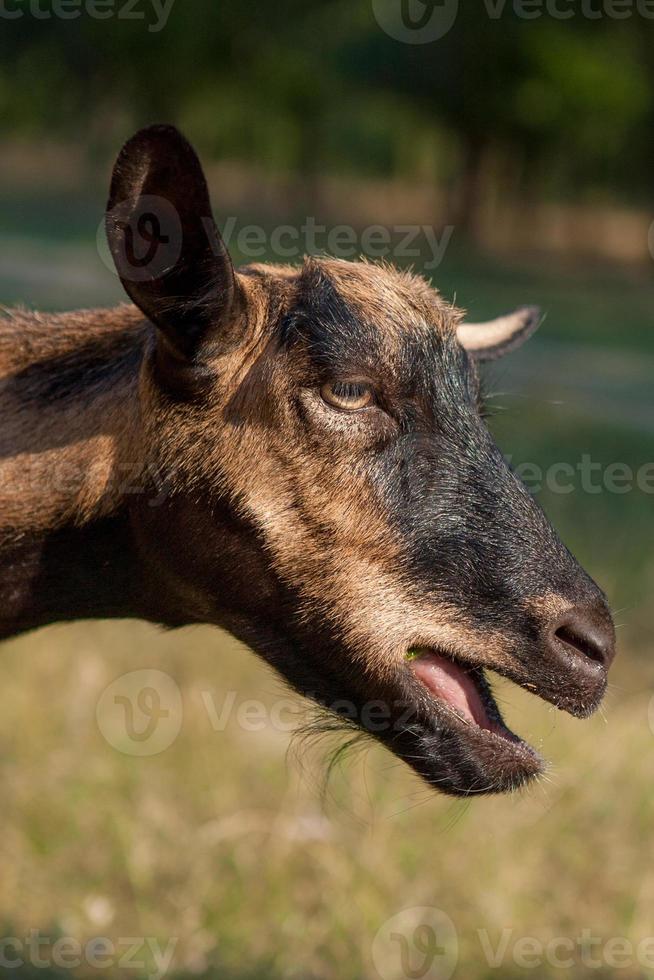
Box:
289;258;460;370
277;258;479;440
296;257;456;332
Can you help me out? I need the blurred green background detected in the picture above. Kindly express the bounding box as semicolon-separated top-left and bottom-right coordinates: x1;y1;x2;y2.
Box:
1;2;653;978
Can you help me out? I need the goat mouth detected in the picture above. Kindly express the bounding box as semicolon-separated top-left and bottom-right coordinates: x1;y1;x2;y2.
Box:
410;649;515;739
404;647;543;793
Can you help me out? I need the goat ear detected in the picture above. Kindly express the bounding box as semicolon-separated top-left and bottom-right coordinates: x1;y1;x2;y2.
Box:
457;307;541;362
106;124;241;361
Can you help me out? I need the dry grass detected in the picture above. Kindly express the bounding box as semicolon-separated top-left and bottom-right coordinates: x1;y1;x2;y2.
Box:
1;620;653;980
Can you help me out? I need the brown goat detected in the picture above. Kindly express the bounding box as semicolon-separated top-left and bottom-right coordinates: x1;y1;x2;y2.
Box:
0;125;615;796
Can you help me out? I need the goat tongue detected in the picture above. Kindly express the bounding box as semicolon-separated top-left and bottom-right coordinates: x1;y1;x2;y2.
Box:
411;650;495;732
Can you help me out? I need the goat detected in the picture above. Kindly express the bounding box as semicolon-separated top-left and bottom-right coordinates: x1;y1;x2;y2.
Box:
0;125;615;796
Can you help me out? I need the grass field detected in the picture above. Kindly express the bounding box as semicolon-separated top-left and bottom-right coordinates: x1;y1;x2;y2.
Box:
1;198;653;979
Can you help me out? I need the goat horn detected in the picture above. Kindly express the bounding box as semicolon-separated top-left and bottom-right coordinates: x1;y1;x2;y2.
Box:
457;306;542;361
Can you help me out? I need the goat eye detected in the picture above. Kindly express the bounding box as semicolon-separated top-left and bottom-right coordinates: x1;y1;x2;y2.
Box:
320;380;374;412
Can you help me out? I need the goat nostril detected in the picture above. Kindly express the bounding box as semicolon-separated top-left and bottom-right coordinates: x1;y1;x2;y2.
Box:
555;624;606;665
552;607;616;670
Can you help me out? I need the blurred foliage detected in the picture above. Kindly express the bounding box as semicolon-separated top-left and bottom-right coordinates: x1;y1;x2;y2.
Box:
1;0;653;214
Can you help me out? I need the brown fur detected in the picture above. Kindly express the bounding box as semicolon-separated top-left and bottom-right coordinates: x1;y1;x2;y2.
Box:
0;124;616;798
0;258;455;654
0;306;145;536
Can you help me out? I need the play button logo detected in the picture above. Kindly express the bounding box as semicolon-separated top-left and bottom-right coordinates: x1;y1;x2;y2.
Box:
372;0;460;43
